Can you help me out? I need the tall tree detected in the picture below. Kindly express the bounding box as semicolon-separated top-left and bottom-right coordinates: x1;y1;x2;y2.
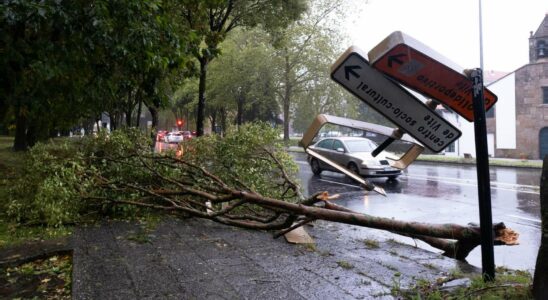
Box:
179;0;306;136
207;29;278;132
270;0;349;141
1;0;192;150
1;0;95;150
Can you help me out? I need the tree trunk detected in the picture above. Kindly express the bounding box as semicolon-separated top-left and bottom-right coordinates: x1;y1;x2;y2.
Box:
196;57;208;136
220;107;227;136
283;55;291;142
209;109;217;134
125;91;133;127
89;150;519;260
136;97;142;128
26;119;38;148
13;108;28;151
125;110;132;128
109;111;118;131
533;155;548;300
236;94;244;128
148;105;159;149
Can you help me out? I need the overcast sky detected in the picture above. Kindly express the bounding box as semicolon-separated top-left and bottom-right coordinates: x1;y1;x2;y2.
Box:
345;0;547;72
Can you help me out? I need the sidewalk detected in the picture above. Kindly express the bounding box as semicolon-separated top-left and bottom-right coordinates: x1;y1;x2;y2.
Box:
72;217;478;299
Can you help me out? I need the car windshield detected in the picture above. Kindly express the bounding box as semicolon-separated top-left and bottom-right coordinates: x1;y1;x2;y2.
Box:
344;139;377;153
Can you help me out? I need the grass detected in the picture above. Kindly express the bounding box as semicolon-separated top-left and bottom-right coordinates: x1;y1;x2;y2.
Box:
408;267;533;299
336;260;354;269
0;136;73;248
363;238;380;249
0;223;72;248
0;136;26;174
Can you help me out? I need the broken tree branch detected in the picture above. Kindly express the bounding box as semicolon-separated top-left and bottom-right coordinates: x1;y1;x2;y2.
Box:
83;150;518;260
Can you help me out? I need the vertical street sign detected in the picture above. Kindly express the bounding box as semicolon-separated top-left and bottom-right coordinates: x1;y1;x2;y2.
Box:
470;68;495;281
368;31;497;122
331;46;461;153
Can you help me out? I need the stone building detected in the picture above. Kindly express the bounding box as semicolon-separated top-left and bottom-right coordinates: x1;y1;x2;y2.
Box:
486;13;548;159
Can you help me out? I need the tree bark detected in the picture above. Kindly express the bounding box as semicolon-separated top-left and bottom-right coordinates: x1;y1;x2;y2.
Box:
148;105;159;148
220;107;227;136
89;153;519;261
13;107;28;151
196;57;208;136
125;91;133;127
136;97;142;128
283;54;291;142
25;121;37;148
236;94;244;128
533;155;548;300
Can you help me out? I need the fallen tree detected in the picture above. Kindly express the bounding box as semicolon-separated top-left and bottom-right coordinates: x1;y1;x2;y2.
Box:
9;125;518;260
81;131;518;260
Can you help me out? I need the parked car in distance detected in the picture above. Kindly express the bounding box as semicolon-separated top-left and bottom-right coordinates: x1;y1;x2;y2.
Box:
164;132;184;144
307;136;401;179
181;131;193;140
156;130;168;141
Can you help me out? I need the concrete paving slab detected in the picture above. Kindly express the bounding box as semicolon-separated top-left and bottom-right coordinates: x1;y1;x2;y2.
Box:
72;217;479;299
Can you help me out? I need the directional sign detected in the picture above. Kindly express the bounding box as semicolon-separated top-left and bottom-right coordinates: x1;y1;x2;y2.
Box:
331;46;461;153
368;31;497;122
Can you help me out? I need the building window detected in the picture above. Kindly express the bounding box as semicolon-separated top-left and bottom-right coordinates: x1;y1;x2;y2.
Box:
539;40;547;58
543;87;548;104
445;141;455;153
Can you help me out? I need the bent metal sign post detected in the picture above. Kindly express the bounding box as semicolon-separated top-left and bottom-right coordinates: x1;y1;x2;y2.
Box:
368;31;497;122
331;46;461;153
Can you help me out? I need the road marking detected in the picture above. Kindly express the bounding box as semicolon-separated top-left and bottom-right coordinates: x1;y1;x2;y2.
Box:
401;174;540;195
405;173;540;190
507;214;541;223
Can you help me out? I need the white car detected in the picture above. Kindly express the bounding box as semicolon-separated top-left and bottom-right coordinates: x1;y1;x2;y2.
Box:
164;132;184;144
307;136;401;179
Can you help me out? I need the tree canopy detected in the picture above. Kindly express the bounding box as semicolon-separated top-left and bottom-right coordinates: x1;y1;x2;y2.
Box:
1;0;375;149
179;0;307;136
1;0;192;150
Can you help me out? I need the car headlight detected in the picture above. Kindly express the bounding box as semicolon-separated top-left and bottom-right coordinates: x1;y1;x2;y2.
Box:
361;160;380;167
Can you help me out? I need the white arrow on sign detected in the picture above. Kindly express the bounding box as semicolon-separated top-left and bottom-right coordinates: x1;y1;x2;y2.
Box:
331;46;461;153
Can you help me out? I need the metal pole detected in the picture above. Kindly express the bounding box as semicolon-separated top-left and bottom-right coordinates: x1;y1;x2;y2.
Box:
479;0;484;70
471;68;495;281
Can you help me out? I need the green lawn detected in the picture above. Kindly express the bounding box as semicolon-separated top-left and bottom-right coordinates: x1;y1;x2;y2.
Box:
0;136;72;247
0;136;26;174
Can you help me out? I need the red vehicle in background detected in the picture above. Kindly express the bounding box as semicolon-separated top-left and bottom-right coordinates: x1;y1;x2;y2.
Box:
156;130;168;141
181;131;193;140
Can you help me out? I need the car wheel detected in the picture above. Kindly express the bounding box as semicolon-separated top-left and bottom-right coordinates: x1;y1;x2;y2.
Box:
347;162;360;176
310;159;322;175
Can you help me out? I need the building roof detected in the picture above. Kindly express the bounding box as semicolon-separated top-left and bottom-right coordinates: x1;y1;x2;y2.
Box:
532;13;548;39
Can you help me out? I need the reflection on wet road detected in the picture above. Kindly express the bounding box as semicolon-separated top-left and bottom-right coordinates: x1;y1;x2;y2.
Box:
154;141;183;157
293;152;541;272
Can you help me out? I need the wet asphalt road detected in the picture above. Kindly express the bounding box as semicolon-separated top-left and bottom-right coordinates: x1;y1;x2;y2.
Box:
293;152;542;272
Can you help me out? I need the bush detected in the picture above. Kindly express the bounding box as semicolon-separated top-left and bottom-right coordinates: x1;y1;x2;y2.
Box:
7;139;89;226
7;129;152;226
6;124;301;227
184;123;300;201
